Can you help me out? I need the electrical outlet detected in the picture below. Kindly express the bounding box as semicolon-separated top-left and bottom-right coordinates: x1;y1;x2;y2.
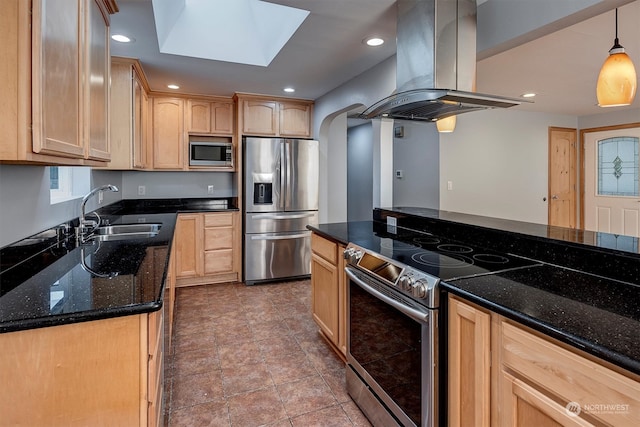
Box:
138;185;146;196
98;191;104;204
386;216;397;234
207;185;214;195
447;181;453;191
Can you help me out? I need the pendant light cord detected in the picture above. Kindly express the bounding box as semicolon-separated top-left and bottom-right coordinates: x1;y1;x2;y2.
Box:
615;8;619;44
611;8;623;50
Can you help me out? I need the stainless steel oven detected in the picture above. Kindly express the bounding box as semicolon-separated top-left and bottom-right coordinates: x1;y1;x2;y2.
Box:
344;243;439;427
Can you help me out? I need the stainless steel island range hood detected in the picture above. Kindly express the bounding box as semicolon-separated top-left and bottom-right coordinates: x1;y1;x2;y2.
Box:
361;0;529;122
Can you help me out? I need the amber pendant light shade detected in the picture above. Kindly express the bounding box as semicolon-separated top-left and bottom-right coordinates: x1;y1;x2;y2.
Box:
436;115;456;133
596;9;637;107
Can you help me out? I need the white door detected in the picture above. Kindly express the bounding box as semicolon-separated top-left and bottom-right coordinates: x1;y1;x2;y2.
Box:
584;127;640;237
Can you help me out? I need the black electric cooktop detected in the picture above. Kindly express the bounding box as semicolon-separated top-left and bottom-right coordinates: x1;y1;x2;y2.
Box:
370;227;542;281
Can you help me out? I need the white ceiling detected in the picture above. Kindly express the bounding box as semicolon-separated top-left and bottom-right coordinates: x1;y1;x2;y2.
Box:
477;0;639;116
111;0;640;117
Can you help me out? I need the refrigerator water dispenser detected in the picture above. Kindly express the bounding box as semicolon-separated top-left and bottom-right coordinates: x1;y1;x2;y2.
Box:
254;182;272;204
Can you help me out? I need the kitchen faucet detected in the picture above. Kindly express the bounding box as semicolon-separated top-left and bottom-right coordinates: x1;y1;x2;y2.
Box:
77;185;119;243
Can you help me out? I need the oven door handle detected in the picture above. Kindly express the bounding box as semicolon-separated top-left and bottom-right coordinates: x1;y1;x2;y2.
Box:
345;267;430;324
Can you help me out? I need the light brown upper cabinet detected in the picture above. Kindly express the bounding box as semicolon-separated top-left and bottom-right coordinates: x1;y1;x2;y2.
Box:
236;94;313;138
149;95;235;171
279;101;313;138
107;58;150;170
1;0;116;165
242;99;279;136
84;0;111;161
137;80;150;169
152;97;185;170
186;99;234;135
31;0;84;159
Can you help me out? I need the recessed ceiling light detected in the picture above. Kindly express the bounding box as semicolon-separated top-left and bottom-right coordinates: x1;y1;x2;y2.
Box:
283;87;295;93
167;84;180;90
521;92;536;98
365;37;384;47
111;34;133;43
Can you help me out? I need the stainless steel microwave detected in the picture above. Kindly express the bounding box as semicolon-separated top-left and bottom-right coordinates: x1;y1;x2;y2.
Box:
189;141;233;167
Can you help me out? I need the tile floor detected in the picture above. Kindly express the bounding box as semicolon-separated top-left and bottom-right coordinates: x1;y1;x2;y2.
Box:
164;279;372;427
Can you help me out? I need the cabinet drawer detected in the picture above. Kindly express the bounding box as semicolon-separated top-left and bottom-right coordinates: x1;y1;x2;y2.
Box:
204;227;233;250
500;321;640;426
204;249;234;274
311;233;337;264
204;212;234;227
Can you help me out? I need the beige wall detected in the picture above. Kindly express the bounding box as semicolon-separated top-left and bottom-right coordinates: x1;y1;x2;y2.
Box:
439;108;577;224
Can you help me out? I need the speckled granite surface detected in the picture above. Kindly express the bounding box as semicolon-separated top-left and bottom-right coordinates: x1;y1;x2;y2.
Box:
446;266;640;375
0;198;237;333
309;213;640;376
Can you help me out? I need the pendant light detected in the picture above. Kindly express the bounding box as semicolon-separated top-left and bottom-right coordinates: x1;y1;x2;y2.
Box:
436;116;456;133
596;8;637;107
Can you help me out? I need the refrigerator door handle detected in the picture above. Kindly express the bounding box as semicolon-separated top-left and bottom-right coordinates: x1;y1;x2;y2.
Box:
279;141;287;211
251;212;316;220
250;233;309;241
284;140;292;209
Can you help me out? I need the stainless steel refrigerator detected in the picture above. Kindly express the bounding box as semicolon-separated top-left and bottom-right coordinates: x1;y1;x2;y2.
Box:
243;137;319;284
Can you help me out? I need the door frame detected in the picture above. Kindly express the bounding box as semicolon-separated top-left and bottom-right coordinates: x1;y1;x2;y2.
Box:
579;122;640;229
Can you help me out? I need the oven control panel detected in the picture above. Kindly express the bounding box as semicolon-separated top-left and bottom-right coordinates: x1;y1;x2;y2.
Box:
344;243;440;308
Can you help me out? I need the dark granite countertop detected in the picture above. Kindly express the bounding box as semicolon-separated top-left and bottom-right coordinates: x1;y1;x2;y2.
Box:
309;218;640;376
444;266;640;375
374;207;640;284
98;197;239;215
0;198;237;333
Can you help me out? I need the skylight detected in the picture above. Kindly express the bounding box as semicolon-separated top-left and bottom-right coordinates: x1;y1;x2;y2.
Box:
151;0;310;67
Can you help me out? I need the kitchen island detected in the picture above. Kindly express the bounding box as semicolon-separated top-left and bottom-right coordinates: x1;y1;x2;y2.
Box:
309;208;639;426
0;198;237;427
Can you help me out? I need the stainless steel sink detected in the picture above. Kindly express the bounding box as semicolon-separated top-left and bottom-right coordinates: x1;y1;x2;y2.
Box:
88;223;162;241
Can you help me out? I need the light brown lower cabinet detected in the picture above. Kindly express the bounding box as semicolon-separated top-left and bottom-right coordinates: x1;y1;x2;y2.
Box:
448;296;491;427
310;232;347;357
448;295;640;427
166;247;176;351
0;311;164;427
174;211;241;286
